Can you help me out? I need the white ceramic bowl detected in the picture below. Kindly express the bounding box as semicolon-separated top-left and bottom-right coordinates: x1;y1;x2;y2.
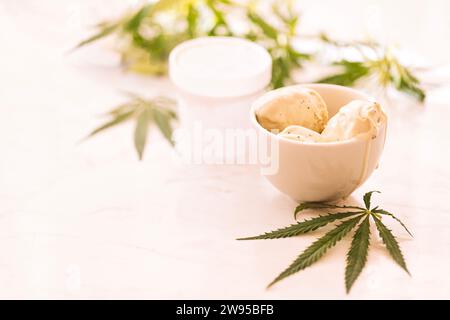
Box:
250;84;387;202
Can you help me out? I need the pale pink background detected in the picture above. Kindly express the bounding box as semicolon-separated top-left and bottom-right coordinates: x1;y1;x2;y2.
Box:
0;0;449;299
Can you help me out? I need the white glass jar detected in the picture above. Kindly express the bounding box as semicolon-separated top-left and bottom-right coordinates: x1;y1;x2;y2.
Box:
169;37;272;163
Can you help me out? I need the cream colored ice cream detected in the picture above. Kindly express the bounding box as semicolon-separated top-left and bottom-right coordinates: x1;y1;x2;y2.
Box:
255;87;328;133
321;100;387;142
279;125;323;143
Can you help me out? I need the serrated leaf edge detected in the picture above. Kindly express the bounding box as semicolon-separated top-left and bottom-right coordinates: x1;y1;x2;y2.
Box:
363;190;380;210
373;209;413;237
238;211;365;241
372;215;410;275
268;214;365;288
345;215;371;293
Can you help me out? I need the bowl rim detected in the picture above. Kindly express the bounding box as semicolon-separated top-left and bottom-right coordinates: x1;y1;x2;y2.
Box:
250;83;385;147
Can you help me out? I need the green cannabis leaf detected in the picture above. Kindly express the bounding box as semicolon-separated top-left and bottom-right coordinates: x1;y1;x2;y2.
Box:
75;1;427;100
237;211;364;241
345;215;370;293
238;191;412;293
246;2;311;88
372;208;413;237
318;61;370;87
84;94;177;160
73;23;119;50
134;107;152;159
267;214;364;288
75;1;428;156
363;190;380;210
74;0;310;88
317;45;426;102
373;216;410;274
294;202;363;220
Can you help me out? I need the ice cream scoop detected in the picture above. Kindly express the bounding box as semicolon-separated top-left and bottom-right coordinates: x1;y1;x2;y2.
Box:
250;84;388;202
255;87;328;133
279;125;323;143
322;100;387;142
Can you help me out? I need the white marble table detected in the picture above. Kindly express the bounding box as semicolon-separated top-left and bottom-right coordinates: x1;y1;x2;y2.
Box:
1;1;450;299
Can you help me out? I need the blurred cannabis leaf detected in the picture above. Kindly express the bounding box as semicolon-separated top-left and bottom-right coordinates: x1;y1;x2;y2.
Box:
75;0;310;88
77;0;427;156
85;94;177;160
317;35;426;101
238;191;412;293
76;1;426;101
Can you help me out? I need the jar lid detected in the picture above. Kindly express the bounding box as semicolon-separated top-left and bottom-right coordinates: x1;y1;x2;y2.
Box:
169;37;272;98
